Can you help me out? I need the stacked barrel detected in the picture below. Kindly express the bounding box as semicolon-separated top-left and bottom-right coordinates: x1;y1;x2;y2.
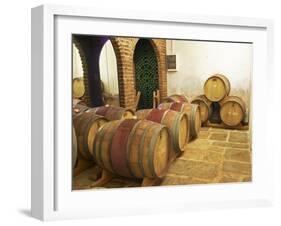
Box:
191;74;247;127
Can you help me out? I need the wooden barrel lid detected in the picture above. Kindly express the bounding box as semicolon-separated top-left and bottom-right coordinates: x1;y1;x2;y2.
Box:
204;74;231;102
73;112;108;160
191;95;212;123
220;96;246;126
152;125;170;177
73;77;85;98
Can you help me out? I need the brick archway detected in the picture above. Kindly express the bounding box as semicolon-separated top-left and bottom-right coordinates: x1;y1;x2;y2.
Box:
109;38;127;108
73;36;122;107
73;36;167;109
110;37;167;109
133;39;159;109
131;38;167;105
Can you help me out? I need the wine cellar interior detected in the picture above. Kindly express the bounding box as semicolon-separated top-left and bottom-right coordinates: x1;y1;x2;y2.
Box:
72;35;252;189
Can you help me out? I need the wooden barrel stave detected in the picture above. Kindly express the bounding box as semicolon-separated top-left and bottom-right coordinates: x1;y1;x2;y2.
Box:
158;102;201;138
191;95;212;124
127;120;150;178
204;74;231;102
93;119;170;179
94;121;119;173
219;96;246;127
73;77;85;98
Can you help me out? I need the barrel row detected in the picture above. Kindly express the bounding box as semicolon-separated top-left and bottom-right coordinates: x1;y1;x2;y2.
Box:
72;101;200;180
72;103;177;179
73;115;172;179
73;99;135;121
191;95;246;126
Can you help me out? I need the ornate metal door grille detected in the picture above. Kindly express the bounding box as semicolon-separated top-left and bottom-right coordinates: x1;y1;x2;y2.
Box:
134;39;159;109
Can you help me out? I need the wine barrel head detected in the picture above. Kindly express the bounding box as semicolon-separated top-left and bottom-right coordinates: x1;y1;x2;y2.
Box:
204;74;231;102
191;95;212;124
220;96;246;127
73;77;85;98
73;112;108;160
158;102;201;138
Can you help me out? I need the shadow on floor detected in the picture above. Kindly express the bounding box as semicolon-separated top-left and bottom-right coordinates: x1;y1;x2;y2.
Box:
18;209;31;218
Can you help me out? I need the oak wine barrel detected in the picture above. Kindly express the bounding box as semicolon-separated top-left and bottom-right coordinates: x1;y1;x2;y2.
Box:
219;96;246;127
158;102;201;138
136;108;189;154
73;77;85;98
204;74;231;102
73;111;108;160
72;127;78;169
191;95;212;124
90;105;135;121
162;94;189;103
93;119;170;179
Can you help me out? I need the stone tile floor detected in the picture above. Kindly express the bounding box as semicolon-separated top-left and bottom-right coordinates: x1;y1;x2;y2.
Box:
73;127;252;189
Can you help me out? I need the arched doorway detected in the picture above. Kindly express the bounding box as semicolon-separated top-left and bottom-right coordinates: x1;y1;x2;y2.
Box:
73;35;121;107
72;43;84;79
72;43;85;99
134;39;159;109
99;40;119;106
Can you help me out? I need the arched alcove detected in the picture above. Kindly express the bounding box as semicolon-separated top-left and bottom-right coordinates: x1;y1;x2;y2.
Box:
99;40;119;106
134;39;159;109
72;43;84;79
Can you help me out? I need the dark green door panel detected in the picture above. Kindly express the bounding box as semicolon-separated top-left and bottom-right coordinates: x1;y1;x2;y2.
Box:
134;39;159;109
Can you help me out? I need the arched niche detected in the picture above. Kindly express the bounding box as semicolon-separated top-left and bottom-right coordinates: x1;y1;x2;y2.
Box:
72;43;85;99
72;43;84;79
134;39;159;109
99;40;120;106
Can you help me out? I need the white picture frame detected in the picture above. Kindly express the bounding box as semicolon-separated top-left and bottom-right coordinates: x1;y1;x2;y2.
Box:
31;4;274;221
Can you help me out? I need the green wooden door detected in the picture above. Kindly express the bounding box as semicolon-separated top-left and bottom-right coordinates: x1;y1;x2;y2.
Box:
134;39;159;109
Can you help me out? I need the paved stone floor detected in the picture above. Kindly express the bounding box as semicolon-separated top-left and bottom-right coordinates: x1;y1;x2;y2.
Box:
73;127;252;189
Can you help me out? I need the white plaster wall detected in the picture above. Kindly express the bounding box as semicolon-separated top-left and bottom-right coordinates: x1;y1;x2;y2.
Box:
99;40;119;95
166;40;252;108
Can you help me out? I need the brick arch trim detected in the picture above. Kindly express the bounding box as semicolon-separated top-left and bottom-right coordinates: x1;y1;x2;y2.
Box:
108;38;126;107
